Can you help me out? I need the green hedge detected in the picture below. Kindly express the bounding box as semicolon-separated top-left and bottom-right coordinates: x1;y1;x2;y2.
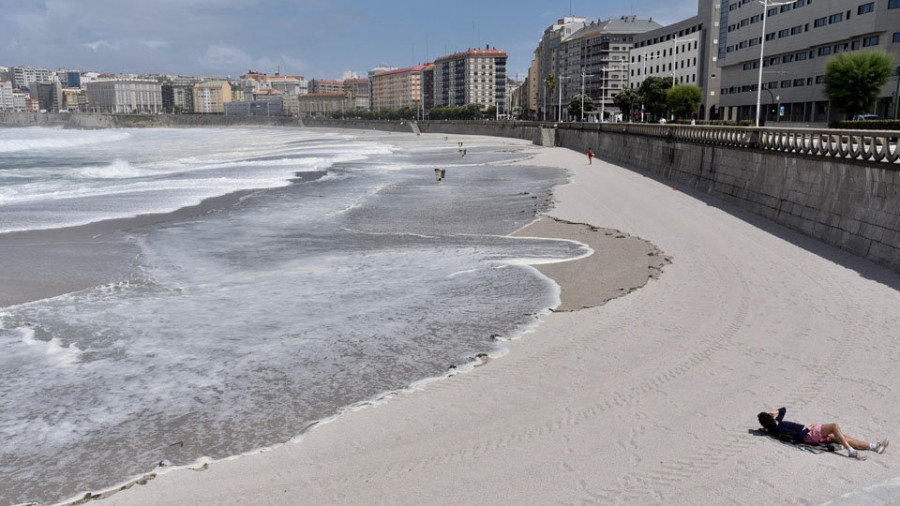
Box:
833;120;900;131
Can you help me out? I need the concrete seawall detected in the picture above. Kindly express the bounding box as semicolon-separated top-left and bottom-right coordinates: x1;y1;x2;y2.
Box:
3;112;898;273
553;125;900;272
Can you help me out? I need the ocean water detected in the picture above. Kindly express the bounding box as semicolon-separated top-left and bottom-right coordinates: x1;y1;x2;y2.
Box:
0;126;585;505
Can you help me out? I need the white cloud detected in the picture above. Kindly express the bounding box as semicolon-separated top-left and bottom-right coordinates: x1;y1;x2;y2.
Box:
83;40;119;51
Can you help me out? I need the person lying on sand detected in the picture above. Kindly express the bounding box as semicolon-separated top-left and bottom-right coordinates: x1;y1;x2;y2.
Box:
757;407;888;460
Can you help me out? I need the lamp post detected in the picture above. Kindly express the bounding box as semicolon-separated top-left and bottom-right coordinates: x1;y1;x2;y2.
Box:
755;0;793;126
558;75;571;122
580;68;595;122
640;53;660;122
597;61;630;123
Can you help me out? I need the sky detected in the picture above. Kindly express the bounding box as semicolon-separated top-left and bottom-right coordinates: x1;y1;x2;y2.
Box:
1;0;698;81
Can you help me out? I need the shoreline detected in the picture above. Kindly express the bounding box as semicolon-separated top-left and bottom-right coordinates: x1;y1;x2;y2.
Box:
54;212;665;506
11;130;900;505
87;136;675;506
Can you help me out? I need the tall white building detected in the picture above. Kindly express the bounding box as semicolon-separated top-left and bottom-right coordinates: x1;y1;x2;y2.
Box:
9;66;56;89
86;79;163;113
0;80;14;110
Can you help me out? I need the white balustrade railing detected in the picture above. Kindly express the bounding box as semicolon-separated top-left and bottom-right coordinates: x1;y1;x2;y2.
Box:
562;123;900;164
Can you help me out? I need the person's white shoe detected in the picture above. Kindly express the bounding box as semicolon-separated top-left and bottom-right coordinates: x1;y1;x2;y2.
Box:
849;449;868;461
875;439;889;454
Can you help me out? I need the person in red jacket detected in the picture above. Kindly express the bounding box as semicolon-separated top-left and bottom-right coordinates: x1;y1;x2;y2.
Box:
587;148;593;165
758;407;888;460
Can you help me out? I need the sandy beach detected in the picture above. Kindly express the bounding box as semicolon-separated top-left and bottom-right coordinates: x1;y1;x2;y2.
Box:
79;134;900;505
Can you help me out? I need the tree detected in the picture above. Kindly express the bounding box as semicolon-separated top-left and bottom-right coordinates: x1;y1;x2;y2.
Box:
460;103;482;120
638;77;672;120
666;84;703;119
567;94;595;120
612;88;640;122
485;105;498;119
544;73;557;120
824;50;896;118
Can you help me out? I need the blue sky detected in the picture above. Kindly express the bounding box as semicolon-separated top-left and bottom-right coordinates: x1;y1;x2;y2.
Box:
2;0;697;80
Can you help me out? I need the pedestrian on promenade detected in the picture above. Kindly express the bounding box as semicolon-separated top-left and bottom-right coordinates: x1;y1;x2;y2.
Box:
757;407;888;460
587;148;593;165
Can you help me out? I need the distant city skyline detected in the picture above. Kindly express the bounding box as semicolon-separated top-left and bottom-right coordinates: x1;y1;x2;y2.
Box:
2;0;697;81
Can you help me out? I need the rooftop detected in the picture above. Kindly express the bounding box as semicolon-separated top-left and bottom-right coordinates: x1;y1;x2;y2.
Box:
435;47;507;63
373;63;431;78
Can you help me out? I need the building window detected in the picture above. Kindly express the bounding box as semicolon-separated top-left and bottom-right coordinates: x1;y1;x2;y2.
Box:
814;17;827;27
791;25;803;35
829;13;843;23
894;33;900;43
834;43;848;53
851;40;861;50
858;2;875;14
890;0;900;8
818;46;831;56
863;35;880;47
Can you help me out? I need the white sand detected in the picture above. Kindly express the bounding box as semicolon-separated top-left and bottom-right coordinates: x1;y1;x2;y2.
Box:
100;139;900;505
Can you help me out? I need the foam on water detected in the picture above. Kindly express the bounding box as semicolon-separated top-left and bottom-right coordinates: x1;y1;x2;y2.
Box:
0;128;378;233
0;128;132;153
0;128;583;505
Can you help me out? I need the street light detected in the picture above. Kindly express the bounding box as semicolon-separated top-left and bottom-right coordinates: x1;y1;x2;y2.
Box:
597;61;630;123
558;75;572;122
580;68;595;122
639;52;665;122
755;0;793;127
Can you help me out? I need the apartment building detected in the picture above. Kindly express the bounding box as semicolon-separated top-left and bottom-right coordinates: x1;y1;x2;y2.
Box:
343;78;370;110
560;16;661;121
368;63;396;110
62;88;87;112
193;80;233;113
532;16;587;120
8;66;56;89
371;64;429;112
268;74;308;96
309;79;344;94
34;81;63;112
717;0;900;123
86;79;163;113
0;80;13;110
630;0;721;120
433;47;507;111
297;92;351;117
162;77;201;113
